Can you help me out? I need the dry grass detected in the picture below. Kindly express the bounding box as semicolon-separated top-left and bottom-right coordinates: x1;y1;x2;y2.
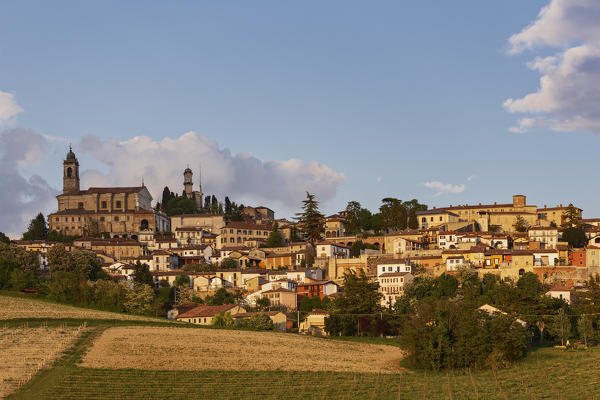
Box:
80;326;405;373
0;325;82;398
0;295;160;322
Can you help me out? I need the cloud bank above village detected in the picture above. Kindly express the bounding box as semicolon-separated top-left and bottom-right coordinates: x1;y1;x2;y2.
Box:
504;0;600;134
0;90;346;236
78;132;346;213
0;128;57;237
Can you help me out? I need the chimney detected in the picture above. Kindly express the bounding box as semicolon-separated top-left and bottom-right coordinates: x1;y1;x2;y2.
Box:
494;202;497;205
544;205;547;209
478;203;482;206
560;204;563;207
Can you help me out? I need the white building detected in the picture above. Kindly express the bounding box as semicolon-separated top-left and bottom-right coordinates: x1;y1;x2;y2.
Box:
438;232;458;249
376;261;411;277
377;272;413;307
528;227;559;249
446;256;467;271
546;286;572;304
316;243;350;259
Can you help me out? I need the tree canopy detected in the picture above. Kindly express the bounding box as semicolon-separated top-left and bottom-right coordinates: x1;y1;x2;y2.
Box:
22;213;48;240
295;192;325;244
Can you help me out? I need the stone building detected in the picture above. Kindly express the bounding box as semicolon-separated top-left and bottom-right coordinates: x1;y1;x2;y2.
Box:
48;147;170;238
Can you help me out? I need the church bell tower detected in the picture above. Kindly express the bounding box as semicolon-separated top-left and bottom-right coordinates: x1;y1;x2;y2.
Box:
63;145;80;194
183;166;193;198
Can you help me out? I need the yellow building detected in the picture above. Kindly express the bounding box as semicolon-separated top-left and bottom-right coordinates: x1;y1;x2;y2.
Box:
416;210;460;230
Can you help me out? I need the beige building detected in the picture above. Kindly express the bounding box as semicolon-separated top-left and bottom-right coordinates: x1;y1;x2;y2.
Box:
299;309;329;336
377;271;413;307
260;287;297;310
176;304;246;325
48;147;169;238
528;227;559;249
218;222;272;248
242;206;275;222
416;210;460;230
170;213;225;235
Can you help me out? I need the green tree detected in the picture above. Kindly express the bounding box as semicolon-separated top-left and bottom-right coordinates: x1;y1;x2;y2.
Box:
211;311;234;328
266;223;285;247
205;288;236;305
220;258;238;269
407;209;418;229
561;204;582;229
174;274;190;288
0;243;39;289
161;186;173;212
256;296;271;311
379;198;407;231
562;227;587;248
22;213;49;240
578;314;593;346
344;201;362;235
357;208;373;231
246;313;274;330
165;196;197;216
334;270;381;314
512;215;529;233
0;232;10;244
133;261;154;286
517;272;542;301
48;245;104;280
551;308;571;346
124;283;155;315
295;192;325;245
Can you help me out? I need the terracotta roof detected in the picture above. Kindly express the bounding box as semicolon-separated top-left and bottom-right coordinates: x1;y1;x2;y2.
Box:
177;304;240;319
232;311;283;318
378;272;411;277
262;287;295;294
416;209;459;217
225;221;273;230
548;286;571;292
152;250;175;256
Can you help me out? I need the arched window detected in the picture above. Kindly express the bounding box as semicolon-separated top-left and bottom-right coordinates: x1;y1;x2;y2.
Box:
66;167;72;177
140;219;149;231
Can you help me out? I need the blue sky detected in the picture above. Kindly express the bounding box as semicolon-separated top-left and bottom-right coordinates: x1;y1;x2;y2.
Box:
1;0;599;235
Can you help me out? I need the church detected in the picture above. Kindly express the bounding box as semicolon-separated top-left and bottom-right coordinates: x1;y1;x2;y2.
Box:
48;147;170;238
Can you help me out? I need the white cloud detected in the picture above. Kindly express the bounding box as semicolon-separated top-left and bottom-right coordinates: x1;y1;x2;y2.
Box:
79;132;346;212
376;176;383;183
424;181;465;197
505;0;600;134
507;0;600;54
0;129;57;237
0;91;23;125
466;175;478;181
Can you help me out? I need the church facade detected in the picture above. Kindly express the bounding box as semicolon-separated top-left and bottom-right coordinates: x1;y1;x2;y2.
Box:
48;147;170;238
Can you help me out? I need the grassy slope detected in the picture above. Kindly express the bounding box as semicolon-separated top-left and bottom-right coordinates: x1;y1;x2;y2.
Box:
5;291;600;399
10;329;600;399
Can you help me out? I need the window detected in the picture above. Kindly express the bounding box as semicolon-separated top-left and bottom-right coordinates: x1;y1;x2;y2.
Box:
100;217;105;222
101;201;107;208
114;217;119;221
78;202;84;209
116;201;122;208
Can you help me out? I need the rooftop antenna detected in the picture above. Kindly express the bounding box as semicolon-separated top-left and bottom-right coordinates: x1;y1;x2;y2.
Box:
141;176;144;187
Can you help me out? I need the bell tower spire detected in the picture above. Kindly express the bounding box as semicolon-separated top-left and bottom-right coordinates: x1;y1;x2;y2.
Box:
63;145;80;194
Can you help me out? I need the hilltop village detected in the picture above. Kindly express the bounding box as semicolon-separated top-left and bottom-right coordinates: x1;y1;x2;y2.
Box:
11;147;600;333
